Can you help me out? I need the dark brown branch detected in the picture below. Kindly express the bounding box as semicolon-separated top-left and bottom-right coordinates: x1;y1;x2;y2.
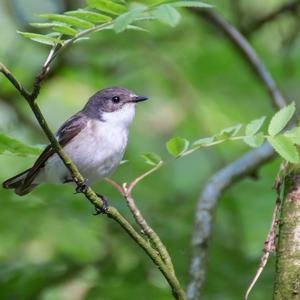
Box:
242;0;300;36
191;9;286;110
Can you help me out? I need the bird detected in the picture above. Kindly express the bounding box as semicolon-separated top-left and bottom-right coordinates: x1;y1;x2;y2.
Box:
2;87;148;201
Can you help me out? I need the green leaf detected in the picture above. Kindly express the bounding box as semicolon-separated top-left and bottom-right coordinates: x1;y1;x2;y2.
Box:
87;0;128;15
268;135;299;163
166;137;189;157
52;25;78;36
141;152;162;166
220;124;242;137
30;22;64;28
268;102;295;136
114;7;145;33
171;1;212;8
0;133;42;156
243;132;265;148
284;127;300;144
38;14;94;29
153;4;181;27
65;10;112;23
245;116;266;136
17;31;62;45
192;136;215;147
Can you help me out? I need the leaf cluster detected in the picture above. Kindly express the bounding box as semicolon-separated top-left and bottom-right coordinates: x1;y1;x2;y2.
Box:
141;102;300;166
18;0;211;46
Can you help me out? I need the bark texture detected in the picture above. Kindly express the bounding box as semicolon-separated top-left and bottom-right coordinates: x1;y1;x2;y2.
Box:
273;170;300;299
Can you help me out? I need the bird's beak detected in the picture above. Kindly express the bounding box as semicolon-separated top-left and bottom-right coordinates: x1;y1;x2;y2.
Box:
132;95;148;103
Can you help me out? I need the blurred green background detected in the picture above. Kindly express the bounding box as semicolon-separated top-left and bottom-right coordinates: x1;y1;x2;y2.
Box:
0;0;299;299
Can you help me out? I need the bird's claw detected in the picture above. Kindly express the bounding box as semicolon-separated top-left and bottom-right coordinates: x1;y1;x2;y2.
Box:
75;178;89;194
93;194;109;215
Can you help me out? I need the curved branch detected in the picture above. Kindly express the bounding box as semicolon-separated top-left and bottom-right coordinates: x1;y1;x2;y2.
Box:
187;143;275;299
242;0;300;36
187;9;288;300
0;61;186;300
190;9;286;109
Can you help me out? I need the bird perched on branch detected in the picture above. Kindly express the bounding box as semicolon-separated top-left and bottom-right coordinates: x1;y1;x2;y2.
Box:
3;87;148;206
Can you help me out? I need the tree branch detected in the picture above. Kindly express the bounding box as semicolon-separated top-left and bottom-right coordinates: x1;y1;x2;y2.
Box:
190;9;286;110
105;163;175;275
187;143;275;299
273;169;300;298
0;58;186;300
186;9;289;299
242;0;300;36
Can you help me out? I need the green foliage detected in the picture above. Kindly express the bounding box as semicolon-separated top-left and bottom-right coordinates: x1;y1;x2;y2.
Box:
166;137;189;157
243;133;265;148
152;4;181;27
268;135;299;164
17;0;211;46
161;102;300;164
141;152;162;166
87;0;128;15
268;102;295;136
17;31;63;46
65;10;112;23
114;7;146;33
245;116;266;136
0;133;41;156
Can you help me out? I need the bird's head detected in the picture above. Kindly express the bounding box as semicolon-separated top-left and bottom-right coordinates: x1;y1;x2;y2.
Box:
83;87;148;126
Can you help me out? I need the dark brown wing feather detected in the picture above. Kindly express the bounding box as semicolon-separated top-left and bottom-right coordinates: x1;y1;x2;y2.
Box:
22;112;88;187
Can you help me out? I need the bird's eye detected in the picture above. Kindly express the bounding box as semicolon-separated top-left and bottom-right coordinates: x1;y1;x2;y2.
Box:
112;96;120;103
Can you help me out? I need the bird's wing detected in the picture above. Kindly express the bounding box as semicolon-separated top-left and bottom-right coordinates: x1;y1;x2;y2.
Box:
23;112;88;186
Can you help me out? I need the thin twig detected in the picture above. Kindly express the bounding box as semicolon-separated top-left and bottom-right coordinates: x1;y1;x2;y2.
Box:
0;60;186;300
244;197;281;300
187;9;288;299
105;165;175;274
244;162;286;299
242;0;300;36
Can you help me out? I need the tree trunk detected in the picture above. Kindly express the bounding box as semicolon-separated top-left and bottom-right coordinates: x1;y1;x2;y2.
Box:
273;170;300;299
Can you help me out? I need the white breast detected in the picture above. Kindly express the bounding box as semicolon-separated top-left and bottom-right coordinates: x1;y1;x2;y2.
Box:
35;118;129;184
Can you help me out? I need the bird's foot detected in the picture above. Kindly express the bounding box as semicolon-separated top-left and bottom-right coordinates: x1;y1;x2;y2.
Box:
75;178;89;194
93;194;109;215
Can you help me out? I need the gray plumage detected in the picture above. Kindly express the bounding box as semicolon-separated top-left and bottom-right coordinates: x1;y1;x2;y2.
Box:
2;87;148;195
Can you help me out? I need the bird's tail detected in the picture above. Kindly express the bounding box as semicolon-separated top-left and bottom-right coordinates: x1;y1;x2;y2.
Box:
2;169;38;196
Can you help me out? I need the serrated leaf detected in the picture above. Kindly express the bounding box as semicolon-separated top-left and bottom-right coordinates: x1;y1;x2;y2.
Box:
268;102;295;136
141;152;162;166
243;132;265;148
193;136;215;147
220;124;242;137
87;0;128;15
284;127;300;144
114;7;145;33
52;25;78;36
171;1;212;8
153;4;181;27
268;135;299;163
245;116;266;136
166;137;189;157
17;31;62;45
65;10;112;23
0;133;41;156
38;14;94;29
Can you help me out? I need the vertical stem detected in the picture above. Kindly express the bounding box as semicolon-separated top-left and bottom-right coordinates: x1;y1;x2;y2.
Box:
273;170;300;299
